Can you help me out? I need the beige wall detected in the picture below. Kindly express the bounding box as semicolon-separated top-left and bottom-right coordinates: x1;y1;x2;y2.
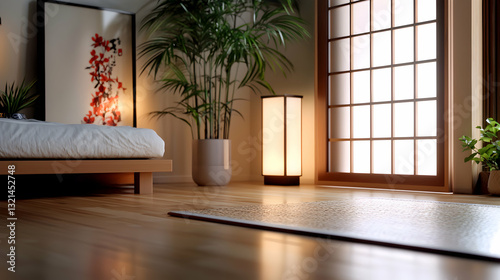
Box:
450;0;483;193
0;0;484;191
0;0;38;105
247;0;316;184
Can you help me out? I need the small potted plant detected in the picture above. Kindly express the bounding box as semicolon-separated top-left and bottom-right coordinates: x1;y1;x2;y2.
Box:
0;79;38;119
460;118;500;195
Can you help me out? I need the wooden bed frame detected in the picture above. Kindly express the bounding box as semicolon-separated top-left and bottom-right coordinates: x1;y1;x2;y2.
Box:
0;159;172;194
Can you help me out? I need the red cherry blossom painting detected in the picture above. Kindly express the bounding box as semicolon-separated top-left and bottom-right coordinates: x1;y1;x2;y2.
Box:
41;2;136;126
83;33;125;126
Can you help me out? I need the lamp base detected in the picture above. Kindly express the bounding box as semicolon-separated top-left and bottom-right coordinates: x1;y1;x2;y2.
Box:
264;176;300;186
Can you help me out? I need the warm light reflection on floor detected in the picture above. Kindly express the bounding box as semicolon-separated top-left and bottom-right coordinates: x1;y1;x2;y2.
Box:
257;231;470;280
258;232;313;280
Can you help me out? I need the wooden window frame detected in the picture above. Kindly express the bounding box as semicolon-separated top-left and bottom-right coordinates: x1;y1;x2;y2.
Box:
316;0;450;192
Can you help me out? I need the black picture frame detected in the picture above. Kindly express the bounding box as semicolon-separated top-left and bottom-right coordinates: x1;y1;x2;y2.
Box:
37;0;137;127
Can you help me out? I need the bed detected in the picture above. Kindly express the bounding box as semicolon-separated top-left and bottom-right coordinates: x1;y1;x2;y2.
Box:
0;119;172;194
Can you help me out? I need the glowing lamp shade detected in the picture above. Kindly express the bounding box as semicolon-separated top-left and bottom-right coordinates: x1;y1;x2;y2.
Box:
261;95;302;185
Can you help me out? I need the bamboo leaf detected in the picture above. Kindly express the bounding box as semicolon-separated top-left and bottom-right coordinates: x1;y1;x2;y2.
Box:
139;0;308;139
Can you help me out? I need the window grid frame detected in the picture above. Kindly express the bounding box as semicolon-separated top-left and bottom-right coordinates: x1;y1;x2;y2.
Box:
320;0;446;188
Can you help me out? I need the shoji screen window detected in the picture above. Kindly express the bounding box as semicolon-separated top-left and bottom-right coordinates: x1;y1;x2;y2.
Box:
324;0;444;188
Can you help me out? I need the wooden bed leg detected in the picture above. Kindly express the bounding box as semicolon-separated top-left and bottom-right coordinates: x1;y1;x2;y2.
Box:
134;172;153;194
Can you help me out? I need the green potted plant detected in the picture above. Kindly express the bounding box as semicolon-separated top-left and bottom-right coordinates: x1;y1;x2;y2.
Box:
460;118;500;195
140;0;309;185
0;79;38;119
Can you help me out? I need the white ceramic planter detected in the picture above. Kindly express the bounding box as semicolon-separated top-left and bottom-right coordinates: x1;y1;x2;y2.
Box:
487;170;500;195
192;139;231;186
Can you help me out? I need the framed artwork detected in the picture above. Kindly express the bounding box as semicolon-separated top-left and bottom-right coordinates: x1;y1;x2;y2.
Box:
38;0;136;127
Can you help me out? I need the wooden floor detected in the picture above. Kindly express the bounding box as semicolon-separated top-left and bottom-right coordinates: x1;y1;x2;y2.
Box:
2;180;500;280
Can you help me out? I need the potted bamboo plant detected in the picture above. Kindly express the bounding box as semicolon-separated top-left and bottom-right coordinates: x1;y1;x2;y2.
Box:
140;0;309;185
460;118;500;195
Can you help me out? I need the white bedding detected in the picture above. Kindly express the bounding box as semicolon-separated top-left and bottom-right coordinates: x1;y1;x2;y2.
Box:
0;119;165;159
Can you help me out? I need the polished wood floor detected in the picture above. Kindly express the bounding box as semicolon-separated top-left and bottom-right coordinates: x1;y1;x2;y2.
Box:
1;180;500;280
